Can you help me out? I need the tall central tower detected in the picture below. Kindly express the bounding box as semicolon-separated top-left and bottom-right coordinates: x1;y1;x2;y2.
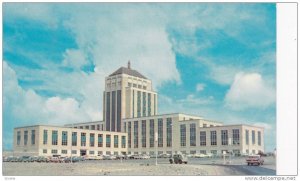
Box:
103;62;158;132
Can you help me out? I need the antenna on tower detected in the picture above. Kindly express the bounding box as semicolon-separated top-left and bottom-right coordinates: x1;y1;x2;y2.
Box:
128;60;131;69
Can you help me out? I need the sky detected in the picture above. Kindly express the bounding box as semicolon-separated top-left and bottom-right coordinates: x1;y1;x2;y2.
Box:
3;3;276;151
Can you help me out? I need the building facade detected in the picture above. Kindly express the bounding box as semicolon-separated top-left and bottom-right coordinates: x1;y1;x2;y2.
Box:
123;114;264;156
13;62;265;157
13;125;127;157
103;61;158;132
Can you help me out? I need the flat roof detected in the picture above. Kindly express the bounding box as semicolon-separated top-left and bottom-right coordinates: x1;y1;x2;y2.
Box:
64;120;104;127
122;112;204;121
198;124;265;129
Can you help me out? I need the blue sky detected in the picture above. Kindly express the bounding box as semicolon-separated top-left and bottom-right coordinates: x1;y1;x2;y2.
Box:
3;3;276;151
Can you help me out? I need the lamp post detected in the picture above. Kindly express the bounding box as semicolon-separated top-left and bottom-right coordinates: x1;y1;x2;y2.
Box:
155;132;158;166
70;124;73;164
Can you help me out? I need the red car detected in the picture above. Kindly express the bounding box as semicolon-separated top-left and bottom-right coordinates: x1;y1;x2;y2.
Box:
246;155;264;166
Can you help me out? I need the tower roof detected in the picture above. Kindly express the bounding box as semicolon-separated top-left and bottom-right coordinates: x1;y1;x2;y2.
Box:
109;62;147;79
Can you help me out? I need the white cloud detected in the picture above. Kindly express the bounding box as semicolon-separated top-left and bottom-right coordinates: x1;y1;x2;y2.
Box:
196;83;205;92
225;72;275;110
3;61;91;127
62;49;87;70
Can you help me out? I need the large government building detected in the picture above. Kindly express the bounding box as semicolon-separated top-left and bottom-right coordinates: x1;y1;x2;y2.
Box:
13;62;264;157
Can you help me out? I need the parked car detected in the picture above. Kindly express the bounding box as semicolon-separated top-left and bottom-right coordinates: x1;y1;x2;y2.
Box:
116;155;125;160
50;157;64;163
19;156;31;162
29;156;39;162
194;154;208;158
37;156;50;163
169;154;188;164
10;156;19;162
246;155;264;166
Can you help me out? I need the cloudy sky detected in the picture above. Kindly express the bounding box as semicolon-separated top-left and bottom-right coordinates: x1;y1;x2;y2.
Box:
3;3;276;151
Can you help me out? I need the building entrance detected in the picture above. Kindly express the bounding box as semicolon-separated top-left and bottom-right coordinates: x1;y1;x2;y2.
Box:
80;149;87;156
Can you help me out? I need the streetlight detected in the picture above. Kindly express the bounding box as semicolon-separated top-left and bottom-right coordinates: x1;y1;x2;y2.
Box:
155;132;158;166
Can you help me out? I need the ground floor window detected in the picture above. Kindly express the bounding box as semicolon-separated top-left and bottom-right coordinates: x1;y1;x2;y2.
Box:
89;151;94;155
98;151;103;155
114;152;118;155
51;149;58;154
106;151;111;155
181;151;186;154
72;150;77;154
211;150;217;155
252;150;256;154
190;150;196;154
62;150;67;154
43;149;47;153
200;150;206;154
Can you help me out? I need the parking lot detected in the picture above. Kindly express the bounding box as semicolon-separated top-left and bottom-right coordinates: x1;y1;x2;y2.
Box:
2;156;276;176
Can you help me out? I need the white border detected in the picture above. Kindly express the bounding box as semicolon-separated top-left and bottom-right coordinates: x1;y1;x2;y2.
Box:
277;3;298;176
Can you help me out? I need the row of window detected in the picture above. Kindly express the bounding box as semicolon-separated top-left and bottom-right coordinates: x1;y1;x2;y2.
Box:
134;90;154;118
180;127;262;147
105;90;122;132
16;130;126;148
127;118;173;148
44;149;120;156
72;124;104;131
17;130;35;146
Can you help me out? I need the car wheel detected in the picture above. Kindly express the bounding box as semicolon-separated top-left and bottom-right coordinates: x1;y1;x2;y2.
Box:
169;159;173;164
175;161;178;164
184;162;187;164
179;160;182;164
247;163;250;166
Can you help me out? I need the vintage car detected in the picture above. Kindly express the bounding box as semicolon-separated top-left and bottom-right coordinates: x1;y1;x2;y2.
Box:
246;155;264;166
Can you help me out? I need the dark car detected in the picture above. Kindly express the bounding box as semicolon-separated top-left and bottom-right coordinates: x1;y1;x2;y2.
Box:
169;154;188;164
19;156;31;162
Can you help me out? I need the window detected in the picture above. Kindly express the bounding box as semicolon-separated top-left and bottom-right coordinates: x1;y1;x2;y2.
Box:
150;119;154;147
252;130;256;145
117;90;122;132
132;90;135;118
190;124;196;146
258;131;261;146
122;136;126;148
91;125;95;130
137;91;141;117
111;91;116;131
148;93;151;116
133;83;137;88
138;85;142;89
90;133;95;147
89;151;94;155
98;134;103;147
180;124;186;147
97;124;100;130
211;150;217;156
142;120;146;147
154;95;156;115
24;131;28;145
246;130;249;145
167;118;172;147
43;130;48;145
190;150;196;154
134;121;139;148
31;130;35;145
51;149;58;154
128;82;132;87
142;92;146;117
200;131;206;146
72;132;77;146
62;150;67;154
106;135;111;148
128;122;131;148
98;151;103;155
17;131;21;145
43;149;47;154
158;118;163;147
80;126;83;129
106;92;111;131
72;150;77;154
85;126;89;130
232;129;240;145
62;131;68;146
143;86;146;90
210;131;217;145
81;133;86;146
203;124;207;128
221;130;228;145
114;135;119;148
200;150;206;154
52;130;58;145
